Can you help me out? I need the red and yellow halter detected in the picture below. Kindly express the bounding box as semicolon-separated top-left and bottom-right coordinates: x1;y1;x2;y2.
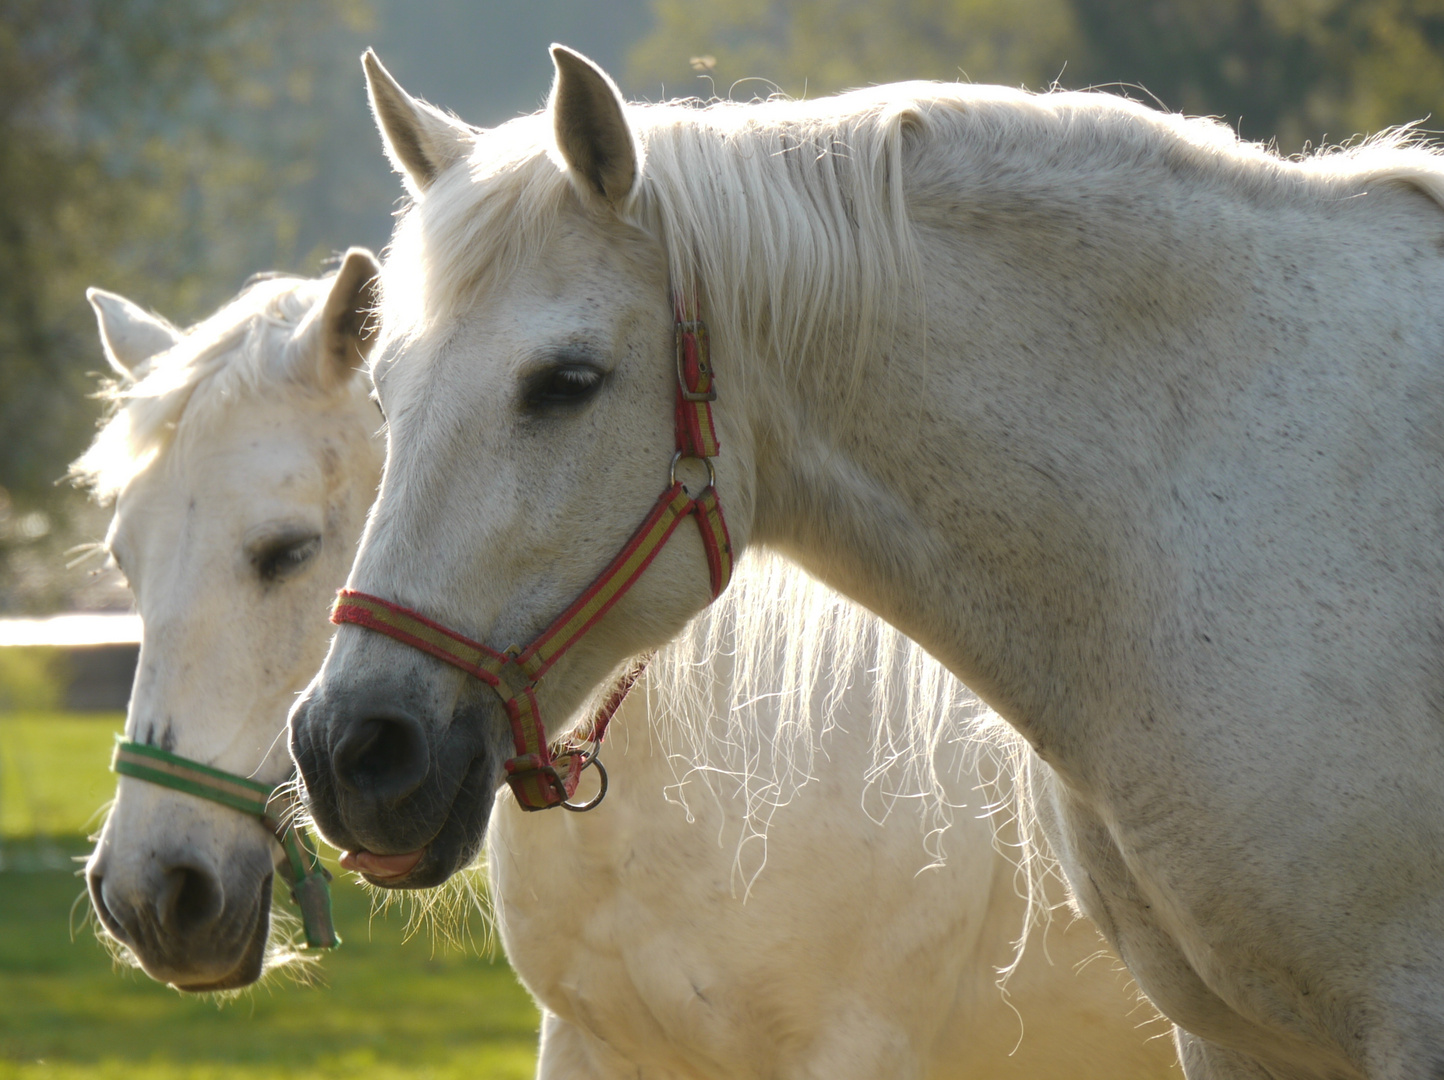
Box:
331;295;733;811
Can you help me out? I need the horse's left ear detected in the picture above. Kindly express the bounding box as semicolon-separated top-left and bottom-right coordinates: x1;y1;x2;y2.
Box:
548;45;639;207
86;289;182;380
293;248;381;389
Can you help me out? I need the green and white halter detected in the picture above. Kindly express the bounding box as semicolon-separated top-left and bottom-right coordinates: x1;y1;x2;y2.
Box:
111;738;339;950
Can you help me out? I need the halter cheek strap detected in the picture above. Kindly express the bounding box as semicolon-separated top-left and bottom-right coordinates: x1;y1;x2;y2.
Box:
111;738;339;950
331;294;733;812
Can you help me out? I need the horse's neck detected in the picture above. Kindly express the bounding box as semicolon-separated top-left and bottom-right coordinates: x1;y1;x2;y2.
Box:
745;142;1440;758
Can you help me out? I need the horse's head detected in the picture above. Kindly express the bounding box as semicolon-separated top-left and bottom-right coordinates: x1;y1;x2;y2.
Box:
79;253;383;990
289;49;756;888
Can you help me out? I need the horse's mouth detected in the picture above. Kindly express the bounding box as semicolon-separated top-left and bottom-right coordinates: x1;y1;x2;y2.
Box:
340;849;423;878
338;835;462;891
169;938;266;993
342;846;437;889
327;756;494;891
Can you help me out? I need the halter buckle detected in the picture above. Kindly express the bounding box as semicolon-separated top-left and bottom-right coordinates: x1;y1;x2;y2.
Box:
494;655;534;700
675;318;717;402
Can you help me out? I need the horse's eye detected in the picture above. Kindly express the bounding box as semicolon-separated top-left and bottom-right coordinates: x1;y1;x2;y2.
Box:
252;534;322;583
521;363;605;413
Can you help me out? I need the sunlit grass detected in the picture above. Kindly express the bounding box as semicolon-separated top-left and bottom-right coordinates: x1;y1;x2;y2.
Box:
0;712;122;841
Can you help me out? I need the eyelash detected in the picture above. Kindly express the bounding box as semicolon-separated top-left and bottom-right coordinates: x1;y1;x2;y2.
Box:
253;535;322;582
522;364;606;412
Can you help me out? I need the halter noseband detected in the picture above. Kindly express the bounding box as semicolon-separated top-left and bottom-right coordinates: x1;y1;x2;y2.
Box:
331;294;733;812
111;738;339;949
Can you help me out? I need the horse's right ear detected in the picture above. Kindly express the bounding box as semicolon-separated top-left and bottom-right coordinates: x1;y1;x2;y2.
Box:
86;289;181;380
362;49;472;195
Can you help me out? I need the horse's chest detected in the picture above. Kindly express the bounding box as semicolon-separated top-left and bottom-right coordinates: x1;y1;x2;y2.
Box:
485;735;1008;1079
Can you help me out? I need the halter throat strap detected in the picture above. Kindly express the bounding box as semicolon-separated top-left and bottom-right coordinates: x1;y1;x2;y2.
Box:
111;738;339;950
331;293;733;811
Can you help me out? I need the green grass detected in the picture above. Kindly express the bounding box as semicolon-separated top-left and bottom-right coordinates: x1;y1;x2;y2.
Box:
1;712;123;841
0;713;542;1079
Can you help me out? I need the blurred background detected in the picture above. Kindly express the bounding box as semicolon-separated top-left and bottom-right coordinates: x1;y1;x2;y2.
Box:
2;0;1442;1076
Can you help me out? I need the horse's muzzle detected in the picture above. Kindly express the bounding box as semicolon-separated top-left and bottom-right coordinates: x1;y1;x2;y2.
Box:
288;664;502;889
86;846;272;990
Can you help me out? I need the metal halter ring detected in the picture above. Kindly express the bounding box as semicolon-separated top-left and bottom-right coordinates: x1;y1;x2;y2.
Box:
669;451;716;494
559;743;609;812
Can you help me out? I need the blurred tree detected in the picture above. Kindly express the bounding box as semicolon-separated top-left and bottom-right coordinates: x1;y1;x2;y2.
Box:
630;0;1444;152
0;0;371;612
629;0;1080;99
1074;0;1444;149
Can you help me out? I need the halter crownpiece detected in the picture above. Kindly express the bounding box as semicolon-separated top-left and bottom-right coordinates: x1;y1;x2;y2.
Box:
111;737;340;949
331;292;733;811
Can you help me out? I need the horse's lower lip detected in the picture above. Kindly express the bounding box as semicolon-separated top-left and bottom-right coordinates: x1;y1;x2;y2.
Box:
339;849;424;878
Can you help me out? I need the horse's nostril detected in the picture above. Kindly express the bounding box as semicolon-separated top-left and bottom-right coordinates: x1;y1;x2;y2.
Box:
155;864;224;936
157;864;225;936
333;715;430;802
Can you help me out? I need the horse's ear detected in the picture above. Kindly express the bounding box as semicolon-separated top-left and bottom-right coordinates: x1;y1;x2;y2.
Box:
295;248;381;389
362;49;472;195
548;44;639;206
86;288;181;380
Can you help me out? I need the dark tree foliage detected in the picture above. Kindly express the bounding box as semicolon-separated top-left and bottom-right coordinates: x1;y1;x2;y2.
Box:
1072;0;1444;149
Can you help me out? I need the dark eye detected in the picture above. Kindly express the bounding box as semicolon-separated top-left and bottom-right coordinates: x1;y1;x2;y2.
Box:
521;363;606;413
252;534;322;582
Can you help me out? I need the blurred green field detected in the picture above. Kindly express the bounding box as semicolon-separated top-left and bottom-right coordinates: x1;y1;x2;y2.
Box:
0;712;542;1080
0;713;120;842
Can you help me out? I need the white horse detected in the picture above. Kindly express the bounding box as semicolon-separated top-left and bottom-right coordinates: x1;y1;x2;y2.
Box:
74;262;1171;1075
290;46;1444;1080
77;256;384;989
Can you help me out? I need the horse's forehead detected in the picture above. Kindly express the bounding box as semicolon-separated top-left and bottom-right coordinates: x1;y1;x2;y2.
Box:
196;396;334;474
386;274;631;384
377;212;666;430
117;403;333;541
509;234;664;332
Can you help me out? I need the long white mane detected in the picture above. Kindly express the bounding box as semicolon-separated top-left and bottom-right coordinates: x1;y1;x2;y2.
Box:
640;551;1034;892
382;81;1444;399
72;274;338;502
